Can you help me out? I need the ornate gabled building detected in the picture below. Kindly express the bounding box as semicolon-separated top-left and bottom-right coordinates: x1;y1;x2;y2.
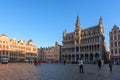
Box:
110;25;120;61
38;42;61;62
0;34;38;62
61;16;107;63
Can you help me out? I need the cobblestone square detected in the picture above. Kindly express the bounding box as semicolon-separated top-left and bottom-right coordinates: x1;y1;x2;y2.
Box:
40;63;120;80
0;63;120;80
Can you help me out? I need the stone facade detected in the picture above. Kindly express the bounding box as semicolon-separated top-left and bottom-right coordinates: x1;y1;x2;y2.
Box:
110;25;120;61
61;16;107;63
0;34;38;62
38;42;61;62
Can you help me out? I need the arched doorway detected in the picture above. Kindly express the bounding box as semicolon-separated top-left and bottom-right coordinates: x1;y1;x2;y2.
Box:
68;55;71;63
85;54;88;62
65;55;67;60
72;54;75;62
80;54;84;60
90;53;93;62
76;54;79;62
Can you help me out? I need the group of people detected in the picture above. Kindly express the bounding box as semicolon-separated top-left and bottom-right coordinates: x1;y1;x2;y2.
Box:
97;59;112;71
34;59;41;66
78;58;113;74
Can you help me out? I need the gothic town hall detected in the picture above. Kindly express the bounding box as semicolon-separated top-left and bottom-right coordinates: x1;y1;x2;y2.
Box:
61;16;108;63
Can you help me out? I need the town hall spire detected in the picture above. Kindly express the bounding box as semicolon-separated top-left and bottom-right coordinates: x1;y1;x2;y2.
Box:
98;16;104;35
75;16;80;31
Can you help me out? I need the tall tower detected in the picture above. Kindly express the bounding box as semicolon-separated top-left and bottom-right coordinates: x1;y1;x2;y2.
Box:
98;16;104;35
74;16;81;44
98;16;105;60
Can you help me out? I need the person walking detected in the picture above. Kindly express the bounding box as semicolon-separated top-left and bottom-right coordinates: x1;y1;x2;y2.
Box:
97;59;102;70
78;58;84;73
108;60;112;72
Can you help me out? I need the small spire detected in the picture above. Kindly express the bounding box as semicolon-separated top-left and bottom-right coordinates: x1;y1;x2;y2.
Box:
64;28;67;33
76;16;80;27
63;29;67;37
99;16;103;25
63;28;66;34
114;24;117;27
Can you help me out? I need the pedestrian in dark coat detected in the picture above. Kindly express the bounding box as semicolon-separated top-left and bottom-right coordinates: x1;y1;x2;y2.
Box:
97;59;102;70
108;60;112;72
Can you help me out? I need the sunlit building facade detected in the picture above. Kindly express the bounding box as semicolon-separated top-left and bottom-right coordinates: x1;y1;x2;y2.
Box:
38;42;61;62
61;16;107;63
0;34;38;62
110;25;120;61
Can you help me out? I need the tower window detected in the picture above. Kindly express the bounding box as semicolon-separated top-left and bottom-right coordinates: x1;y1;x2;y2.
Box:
114;35;117;40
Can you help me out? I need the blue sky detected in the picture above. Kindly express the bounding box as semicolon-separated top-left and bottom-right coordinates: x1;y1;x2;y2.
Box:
0;0;120;49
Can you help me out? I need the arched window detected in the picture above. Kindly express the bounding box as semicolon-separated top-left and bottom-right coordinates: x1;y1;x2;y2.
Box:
111;49;113;55
111;36;113;40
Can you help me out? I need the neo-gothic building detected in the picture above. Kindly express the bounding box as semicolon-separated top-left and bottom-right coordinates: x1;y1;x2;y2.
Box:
0;34;38;62
110;25;120;61
38;42;61;62
61;16;107;63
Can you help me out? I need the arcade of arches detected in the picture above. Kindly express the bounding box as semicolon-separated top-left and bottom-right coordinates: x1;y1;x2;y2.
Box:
62;53;100;62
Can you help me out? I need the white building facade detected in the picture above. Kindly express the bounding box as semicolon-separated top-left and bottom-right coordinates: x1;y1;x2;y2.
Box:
0;34;38;62
110;25;120;61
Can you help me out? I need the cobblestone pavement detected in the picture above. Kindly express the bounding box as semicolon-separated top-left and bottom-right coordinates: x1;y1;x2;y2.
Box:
0;63;41;80
39;63;120;80
0;63;120;80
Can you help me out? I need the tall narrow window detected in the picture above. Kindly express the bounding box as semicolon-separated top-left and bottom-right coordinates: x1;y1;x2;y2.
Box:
119;49;120;54
118;41;120;47
111;49;113;55
118;34;120;40
114;42;117;47
115;49;117;54
76;46;79;52
111;36;113;40
111;42;113;47
114;30;117;34
114;35;117;40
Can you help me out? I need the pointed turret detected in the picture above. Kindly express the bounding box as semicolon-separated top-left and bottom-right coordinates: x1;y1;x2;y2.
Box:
75;16;80;31
98;16;104;35
98;16;103;28
63;29;67;37
76;16;80;27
